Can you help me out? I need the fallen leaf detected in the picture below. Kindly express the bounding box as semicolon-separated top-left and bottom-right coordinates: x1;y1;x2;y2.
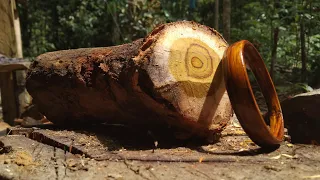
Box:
238;148;248;152
234;130;245;135
270;154;295;160
286;143;294;148
207;147;217;152
270;155;281;160
281;154;294;159
199;157;204;163
302;175;320;179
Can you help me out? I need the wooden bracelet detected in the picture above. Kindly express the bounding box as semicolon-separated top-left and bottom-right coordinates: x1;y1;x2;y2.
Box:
223;40;284;147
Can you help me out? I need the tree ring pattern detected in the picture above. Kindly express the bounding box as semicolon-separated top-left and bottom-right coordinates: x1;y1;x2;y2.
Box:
185;44;214;79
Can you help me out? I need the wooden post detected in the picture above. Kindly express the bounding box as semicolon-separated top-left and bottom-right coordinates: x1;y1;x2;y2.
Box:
0;72;18;125
0;56;30;125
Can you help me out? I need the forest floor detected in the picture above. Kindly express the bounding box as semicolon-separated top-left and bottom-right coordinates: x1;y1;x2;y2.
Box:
0;118;319;180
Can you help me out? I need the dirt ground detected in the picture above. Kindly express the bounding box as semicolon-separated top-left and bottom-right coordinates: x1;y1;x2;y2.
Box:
0;118;319;180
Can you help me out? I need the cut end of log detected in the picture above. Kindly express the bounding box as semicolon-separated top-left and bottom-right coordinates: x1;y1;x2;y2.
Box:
134;21;232;135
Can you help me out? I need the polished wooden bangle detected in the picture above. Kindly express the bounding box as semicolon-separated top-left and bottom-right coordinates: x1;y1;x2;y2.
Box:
223;40;284;147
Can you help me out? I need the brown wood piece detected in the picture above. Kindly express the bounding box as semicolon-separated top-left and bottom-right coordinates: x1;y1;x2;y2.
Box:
0;58;31;125
281;89;320;144
0;61;29;72
0;72;19;125
26;21;233;139
3;127;260;162
223;40;284;147
1;134;320;179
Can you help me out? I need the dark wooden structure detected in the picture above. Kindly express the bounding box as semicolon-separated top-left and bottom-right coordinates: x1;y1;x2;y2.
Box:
0;54;30;125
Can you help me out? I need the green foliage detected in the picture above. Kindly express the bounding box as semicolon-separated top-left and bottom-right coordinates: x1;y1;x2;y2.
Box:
230;0;320;86
18;0;320;88
276;83;313;99
111;0;167;43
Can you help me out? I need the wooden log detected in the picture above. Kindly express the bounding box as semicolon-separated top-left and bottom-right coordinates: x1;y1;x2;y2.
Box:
282;89;320;144
26;21;233;138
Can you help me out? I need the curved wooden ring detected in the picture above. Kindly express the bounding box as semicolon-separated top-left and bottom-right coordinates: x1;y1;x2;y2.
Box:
223;40;284;147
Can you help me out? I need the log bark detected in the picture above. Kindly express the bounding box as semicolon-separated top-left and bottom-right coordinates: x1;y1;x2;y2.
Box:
26;21;233;138
282;89;320;144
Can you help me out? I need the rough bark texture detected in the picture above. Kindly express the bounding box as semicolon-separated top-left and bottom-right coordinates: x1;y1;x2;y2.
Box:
26;39;146;125
282;89;320;144
26;21;233;139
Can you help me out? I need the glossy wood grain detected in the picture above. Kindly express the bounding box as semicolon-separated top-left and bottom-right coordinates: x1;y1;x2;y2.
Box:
223;40;284;147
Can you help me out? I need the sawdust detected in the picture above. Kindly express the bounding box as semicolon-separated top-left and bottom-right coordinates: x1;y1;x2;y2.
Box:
66;158;88;171
5;151;38;166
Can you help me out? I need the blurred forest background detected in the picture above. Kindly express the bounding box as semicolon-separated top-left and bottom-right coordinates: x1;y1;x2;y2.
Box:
17;0;320;92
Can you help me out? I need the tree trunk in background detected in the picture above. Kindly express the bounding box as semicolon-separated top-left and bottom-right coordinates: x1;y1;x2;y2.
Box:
223;0;231;42
269;0;280;80
270;28;279;80
214;0;219;30
112;8;121;45
188;0;196;20
300;18;307;82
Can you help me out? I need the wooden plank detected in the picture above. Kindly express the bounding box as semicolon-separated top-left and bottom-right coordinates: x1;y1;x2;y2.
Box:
0;62;29;72
0;54;30;72
1;126;320;180
0;72;18;125
0;59;30;72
